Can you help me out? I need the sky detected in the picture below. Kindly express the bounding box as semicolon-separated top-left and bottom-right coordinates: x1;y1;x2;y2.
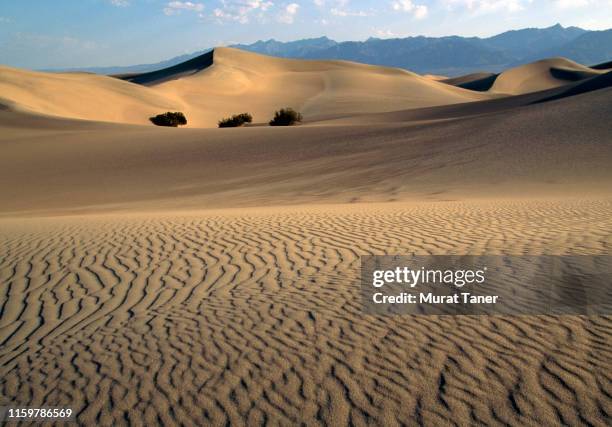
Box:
1;0;611;69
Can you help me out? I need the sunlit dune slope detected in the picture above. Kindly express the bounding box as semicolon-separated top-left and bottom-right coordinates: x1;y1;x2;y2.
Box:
0;48;491;127
490;57;605;95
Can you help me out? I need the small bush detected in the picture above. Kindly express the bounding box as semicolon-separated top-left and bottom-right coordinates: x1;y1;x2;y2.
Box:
218;112;253;128
269;108;303;126
150;112;187;127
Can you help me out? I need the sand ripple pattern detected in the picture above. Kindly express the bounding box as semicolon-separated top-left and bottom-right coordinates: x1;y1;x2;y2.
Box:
1;200;611;426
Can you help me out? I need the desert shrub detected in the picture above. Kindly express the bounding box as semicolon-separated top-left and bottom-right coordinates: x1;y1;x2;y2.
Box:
218;112;253;128
150;111;187;127
269;108;303;126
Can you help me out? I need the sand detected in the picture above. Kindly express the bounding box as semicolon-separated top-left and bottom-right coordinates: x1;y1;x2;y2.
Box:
1;49;611;425
1;200;611;425
1;83;611;215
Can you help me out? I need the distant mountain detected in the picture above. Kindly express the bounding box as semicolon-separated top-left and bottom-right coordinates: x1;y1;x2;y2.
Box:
53;50;210;75
232;36;337;58
49;24;611;77
483;24;587;57
530;29;612;66
296;36;515;76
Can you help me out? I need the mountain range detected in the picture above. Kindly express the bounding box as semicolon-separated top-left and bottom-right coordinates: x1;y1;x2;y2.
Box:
54;24;612;77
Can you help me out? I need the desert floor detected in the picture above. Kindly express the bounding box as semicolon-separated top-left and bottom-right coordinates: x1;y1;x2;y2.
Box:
1;49;612;425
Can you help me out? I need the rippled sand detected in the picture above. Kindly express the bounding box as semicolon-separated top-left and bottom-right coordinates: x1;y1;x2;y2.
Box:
1;200;610;425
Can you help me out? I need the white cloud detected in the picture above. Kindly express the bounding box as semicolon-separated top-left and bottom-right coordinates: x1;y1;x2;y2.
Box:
110;0;129;6
392;0;414;11
329;0;370;16
313;0;325;6
278;3;300;23
330;8;368;16
442;0;527;13
413;4;428;18
213;0;274;23
164;1;205;16
391;0;428;18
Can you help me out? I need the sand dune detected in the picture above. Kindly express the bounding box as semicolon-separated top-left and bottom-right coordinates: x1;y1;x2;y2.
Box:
148;47;492;127
1;50;606;127
490;57;606;95
0;48;492;127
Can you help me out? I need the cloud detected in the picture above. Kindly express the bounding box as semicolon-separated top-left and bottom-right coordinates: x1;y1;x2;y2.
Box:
391;0;428;18
413;4;428;18
329;0;370;16
330;8;368;16
442;0;527;13
163;1;205;16
213;0;274;23
110;0;130;6
278;3;300;23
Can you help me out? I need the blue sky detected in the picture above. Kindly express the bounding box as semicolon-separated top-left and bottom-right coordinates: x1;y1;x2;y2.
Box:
1;0;611;69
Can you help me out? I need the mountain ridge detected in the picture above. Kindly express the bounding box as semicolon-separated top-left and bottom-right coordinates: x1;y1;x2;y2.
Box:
46;24;611;77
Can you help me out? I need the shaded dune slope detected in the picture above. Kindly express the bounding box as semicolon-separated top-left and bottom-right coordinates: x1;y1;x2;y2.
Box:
119;50;214;85
591;60;612;70
442;72;498;91
535;70;612;103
